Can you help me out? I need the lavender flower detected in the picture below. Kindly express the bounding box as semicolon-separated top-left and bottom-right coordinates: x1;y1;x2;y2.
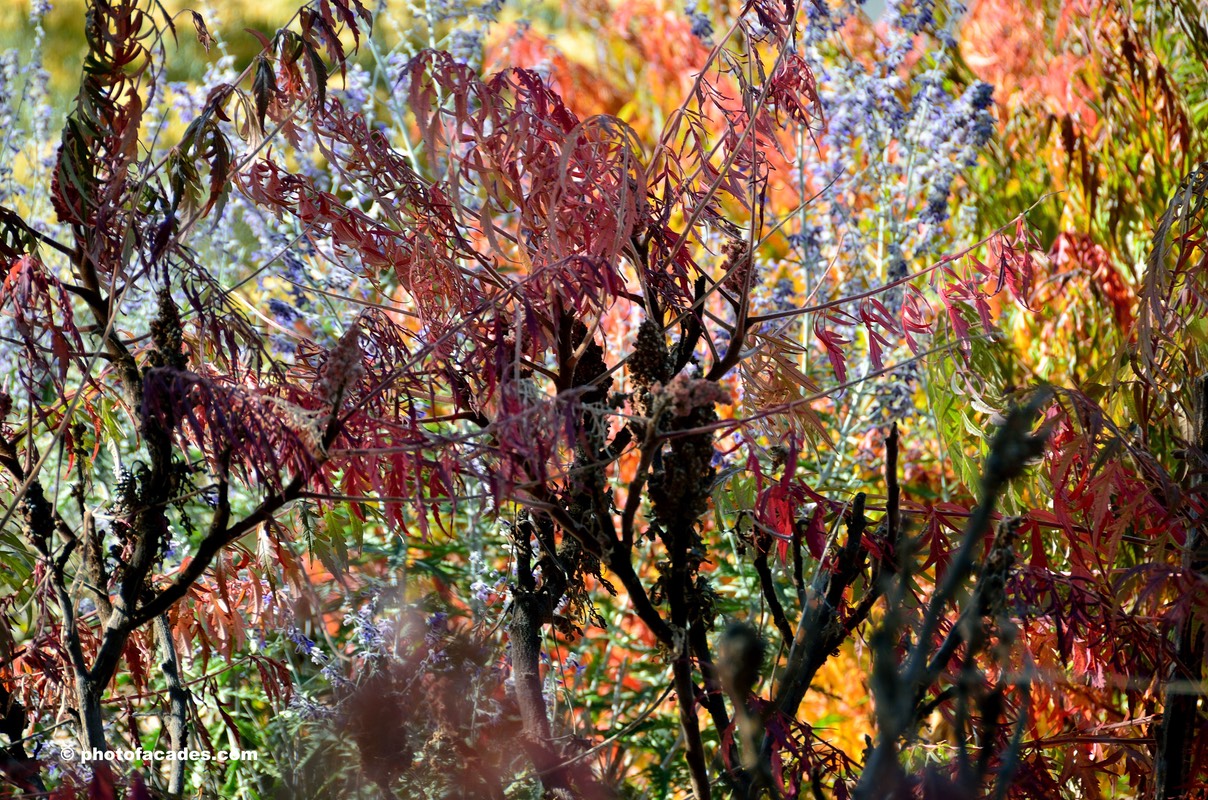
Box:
448;28;484;70
269;299;301;326
426;611;448;641
320;660;348;683
344;603;387;652
470;579;492;603
686;1;714;44
0;51;23;206
288;628;317;656
336;63;373;112
916;81;995;227
477;0;505;19
289;693;334;721
790;0;995;297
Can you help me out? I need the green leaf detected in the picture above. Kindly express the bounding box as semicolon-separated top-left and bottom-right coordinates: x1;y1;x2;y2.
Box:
347;505;364;552
253;55;277;133
320;509;349;577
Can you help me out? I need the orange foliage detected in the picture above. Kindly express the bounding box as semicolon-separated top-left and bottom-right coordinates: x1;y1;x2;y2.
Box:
961;0;1100;135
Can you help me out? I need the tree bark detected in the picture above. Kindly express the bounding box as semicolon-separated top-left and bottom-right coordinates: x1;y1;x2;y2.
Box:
75;672;107;753
1156;375;1208;800
155;614;190;794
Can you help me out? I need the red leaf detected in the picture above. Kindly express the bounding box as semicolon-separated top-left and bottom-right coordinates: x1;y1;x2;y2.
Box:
803;505;826;560
757;485;795;562
813;317;849;383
